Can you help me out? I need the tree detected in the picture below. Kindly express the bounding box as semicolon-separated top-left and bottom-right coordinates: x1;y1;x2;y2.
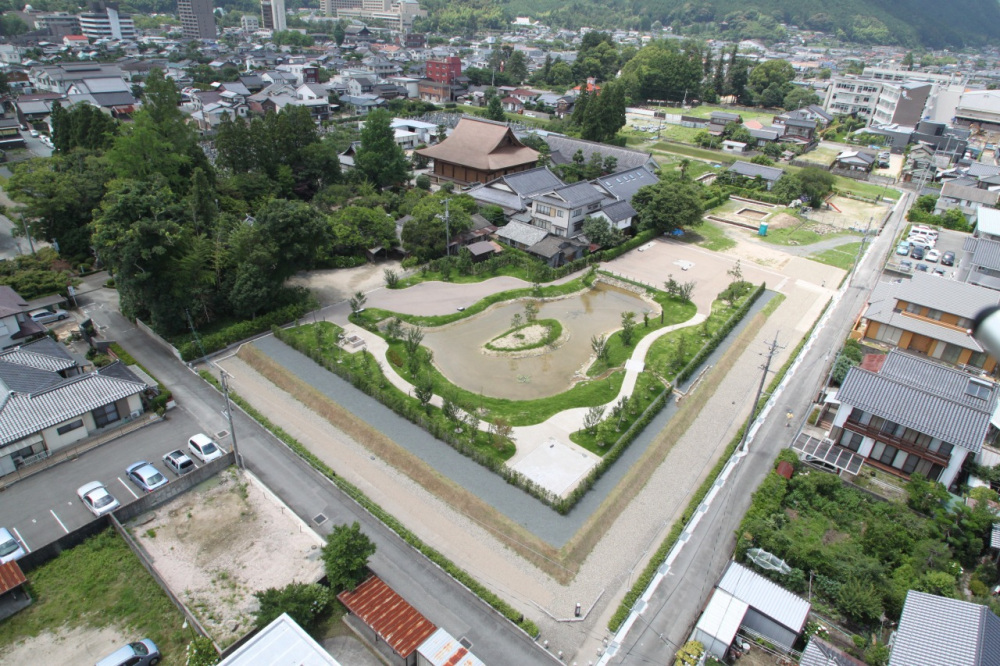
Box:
50;101;118;153
798;167;836;206
253;582;330;630
620;311;637;346
633;177;705;233
333;21;346;45
401;193;476;261
748;59;796;107
582;216;624;249
322;521;377;592
186;637;219;666
414;374;434;412
489;417;514;449
328;205;395;256
581;80;626;144
355;109;411;190
506;50;528;83
231;199;328;284
583;405;605;435
675;640;705;666
591;334;609;361
485;95;506;121
349;290;367;313
783;87;821;111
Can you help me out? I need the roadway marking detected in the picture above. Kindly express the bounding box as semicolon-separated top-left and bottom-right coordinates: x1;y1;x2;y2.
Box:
12;528;29;553
50;510;68;534
118;477;139;499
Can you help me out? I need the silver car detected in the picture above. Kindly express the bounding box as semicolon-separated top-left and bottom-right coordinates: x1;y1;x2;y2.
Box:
28;308;69;324
96;639;161;666
126;461;168;493
77;481;120;516
162;449;195;476
0;527;25;564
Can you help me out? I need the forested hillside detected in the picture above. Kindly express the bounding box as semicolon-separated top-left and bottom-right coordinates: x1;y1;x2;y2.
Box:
417;0;1000;48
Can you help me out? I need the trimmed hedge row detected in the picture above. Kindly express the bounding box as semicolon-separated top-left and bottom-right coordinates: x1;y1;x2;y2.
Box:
607;291;815;633
176;300;316;361
676;283;765;384
197;370;540;638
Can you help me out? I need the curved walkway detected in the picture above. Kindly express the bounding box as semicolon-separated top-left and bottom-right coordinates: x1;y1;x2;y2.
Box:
326;276;708;497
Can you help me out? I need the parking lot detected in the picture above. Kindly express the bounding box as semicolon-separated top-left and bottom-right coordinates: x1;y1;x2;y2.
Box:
885;226;966;278
0;408;228;556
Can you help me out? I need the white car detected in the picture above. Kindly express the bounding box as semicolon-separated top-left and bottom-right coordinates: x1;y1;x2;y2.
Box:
77;481;120;516
925;249;941;263
28;308;69;324
28;129;38;137
0;527;25;564
188;433;224;463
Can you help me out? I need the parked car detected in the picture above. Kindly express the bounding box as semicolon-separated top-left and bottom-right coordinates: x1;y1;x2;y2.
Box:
77;481;120;516
941;251;956;266
0;527;25;564
162;449;195;476
188;433;224;463
900;260;913;271
911;224;939;239
933;267;947;276
96;639;161;666
916;263;929;272
907;236;934;250
28;129;38;137
28;308;69;324
896;241;911;256
126;461;169;493
925;249;941;263
911;245;925;260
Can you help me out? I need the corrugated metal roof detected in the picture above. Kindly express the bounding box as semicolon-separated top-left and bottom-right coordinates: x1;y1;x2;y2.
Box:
965;236;1000;271
837;366;991;453
219;613;341;665
889;590;1000;666
800;637;866;666
597;166;659;204
717;562;810;633
0;561;26;595
695;588;747;649
337;576;437;658
417;628;486;666
977;207;1000;237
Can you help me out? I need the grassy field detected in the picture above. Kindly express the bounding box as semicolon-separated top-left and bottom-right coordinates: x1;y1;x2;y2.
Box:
651;141;735;164
657;105;778;126
760;222;826;246
795;144;840;166
0;529;194;665
809;241;863;270
678;220;736;252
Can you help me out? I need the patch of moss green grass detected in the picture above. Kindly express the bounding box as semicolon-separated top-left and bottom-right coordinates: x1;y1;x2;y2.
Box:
0;529;193;663
485;319;562;352
570;371;666;455
809;242;863;270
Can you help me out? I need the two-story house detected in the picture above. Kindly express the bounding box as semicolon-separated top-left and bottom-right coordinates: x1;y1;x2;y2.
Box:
830;349;997;487
528;181;606;238
853;272;1000;373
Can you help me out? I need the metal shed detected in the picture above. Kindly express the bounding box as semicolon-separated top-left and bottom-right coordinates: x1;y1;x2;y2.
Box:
717;561;810;651
693;589;749;659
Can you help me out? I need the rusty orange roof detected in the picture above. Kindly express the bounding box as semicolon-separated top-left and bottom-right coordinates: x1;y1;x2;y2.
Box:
338;575;437;657
0;561;26;595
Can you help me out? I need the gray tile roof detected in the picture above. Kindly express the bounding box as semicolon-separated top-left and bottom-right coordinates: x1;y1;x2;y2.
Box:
0;337;75;373
800;637;866;666
466;167;565;213
879;349;997;408
837;365;992;453
0;286;29;318
0;371;146;446
869;271;1000;321
542;134;657;171
941;182;1000;206
966;236;1000;270
749;128;780;141
495;220;549;246
717;562;810;633
0;361;63;394
596;166;659;204
600;199;636;223
528;235;587;259
967;162;1000;179
889;590;1000;666
532;181;605;208
728;160;784;181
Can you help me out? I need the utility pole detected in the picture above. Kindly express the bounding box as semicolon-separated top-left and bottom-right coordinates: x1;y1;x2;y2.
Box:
17;214;35;255
850;215;874;287
737;333;783;453
185;309;208;360
437;198;451;256
219;369;244;470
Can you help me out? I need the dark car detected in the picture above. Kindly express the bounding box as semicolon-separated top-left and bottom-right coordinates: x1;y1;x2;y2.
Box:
941;251;955;266
916;263;929;272
911;245;925;260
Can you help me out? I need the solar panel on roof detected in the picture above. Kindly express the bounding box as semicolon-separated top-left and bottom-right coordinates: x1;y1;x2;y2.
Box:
792;433;864;475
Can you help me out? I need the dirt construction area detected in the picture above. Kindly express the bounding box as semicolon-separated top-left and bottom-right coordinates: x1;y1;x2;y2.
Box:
133;470;325;647
0;624;135;665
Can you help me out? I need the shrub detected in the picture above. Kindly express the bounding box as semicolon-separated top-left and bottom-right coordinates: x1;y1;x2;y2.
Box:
322;521;377;592
185;636;219;666
415;174;431;190
176;299;315;360
253;582;330;630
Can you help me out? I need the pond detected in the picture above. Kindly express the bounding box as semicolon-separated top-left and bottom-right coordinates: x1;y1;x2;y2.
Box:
421;283;654;400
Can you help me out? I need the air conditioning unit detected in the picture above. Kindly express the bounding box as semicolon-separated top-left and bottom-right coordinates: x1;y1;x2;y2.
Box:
130;410;142;419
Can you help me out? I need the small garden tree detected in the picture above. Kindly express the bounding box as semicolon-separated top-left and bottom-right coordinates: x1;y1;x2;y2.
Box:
591;333;609;361
349;290;367;313
322;521;377;592
583;405;605;435
253;582;331;630
620;311;637;346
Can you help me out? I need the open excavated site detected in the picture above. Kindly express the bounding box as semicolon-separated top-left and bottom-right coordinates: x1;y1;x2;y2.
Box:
132;469;325;647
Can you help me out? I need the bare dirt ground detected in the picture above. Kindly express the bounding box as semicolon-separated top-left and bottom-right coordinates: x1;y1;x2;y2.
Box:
133;470;325;646
806;196;886;229
0;624;132;665
290;260;404;307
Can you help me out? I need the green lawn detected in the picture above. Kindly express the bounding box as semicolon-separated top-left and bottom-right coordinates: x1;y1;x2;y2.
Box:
810;241;863;270
759;217;857;247
660;105;777;126
795;144;840;166
569;371;666;454
682;220;737;252
651;142;735;164
645;297;742;376
0;529;194;665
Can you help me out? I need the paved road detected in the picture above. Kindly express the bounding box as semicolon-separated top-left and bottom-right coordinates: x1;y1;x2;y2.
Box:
606;191;912;665
0;411;210;555
76;287;555;666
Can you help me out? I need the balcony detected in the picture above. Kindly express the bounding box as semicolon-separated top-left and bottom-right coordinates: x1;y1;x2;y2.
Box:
842;420;950;466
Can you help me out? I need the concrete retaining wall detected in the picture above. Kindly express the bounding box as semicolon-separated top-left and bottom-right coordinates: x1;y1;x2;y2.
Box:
113;451;236;523
136;318;184;363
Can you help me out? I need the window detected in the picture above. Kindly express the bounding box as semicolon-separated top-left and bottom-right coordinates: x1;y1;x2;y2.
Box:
557;210;564;218
902;454;920;474
56;419;84;436
967;379;992;399
92;403;120;428
941;343;962;365
925;309;943;320
840;431;864;451
870;442;898;465
905;302;921;314
968;351;989;369
535;204;553;216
